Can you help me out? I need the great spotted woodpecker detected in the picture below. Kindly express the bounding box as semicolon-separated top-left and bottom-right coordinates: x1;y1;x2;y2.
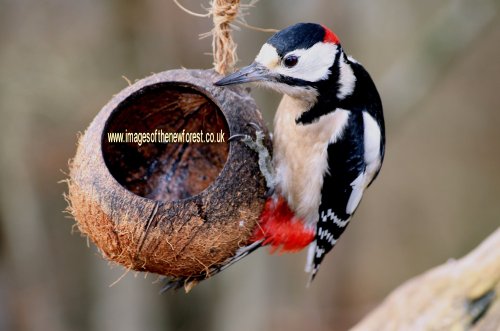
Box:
164;22;385;291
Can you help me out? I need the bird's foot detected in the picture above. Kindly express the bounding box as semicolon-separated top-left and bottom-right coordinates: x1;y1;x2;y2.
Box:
229;123;275;194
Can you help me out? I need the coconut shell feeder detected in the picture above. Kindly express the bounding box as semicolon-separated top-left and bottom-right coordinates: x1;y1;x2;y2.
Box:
67;1;272;282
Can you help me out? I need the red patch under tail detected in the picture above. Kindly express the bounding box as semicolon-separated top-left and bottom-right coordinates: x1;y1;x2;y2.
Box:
251;196;314;253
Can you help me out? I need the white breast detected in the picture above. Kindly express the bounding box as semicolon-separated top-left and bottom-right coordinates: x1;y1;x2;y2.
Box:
273;95;350;227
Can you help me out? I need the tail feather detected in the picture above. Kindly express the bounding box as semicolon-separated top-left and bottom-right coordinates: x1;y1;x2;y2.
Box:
161;195;314;292
305;242;320;287
161;240;263;293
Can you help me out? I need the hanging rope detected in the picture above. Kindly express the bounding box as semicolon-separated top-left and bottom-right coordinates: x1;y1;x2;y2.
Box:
211;0;239;74
173;0;277;75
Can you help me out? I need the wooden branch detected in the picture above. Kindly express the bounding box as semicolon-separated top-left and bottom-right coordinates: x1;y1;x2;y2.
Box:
352;229;500;330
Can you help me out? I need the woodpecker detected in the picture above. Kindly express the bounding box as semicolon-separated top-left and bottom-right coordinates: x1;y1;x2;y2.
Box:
164;22;385;291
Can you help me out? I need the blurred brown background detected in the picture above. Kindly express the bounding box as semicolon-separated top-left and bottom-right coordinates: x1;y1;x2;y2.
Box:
0;0;499;330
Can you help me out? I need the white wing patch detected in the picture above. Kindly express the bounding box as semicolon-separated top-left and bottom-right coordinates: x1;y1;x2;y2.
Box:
345;111;382;215
363;111;382;183
321;111;381;222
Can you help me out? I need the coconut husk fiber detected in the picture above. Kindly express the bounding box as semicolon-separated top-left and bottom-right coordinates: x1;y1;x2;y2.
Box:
67;69;270;277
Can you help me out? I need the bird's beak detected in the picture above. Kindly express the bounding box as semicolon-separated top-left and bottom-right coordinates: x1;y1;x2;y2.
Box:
214;62;273;86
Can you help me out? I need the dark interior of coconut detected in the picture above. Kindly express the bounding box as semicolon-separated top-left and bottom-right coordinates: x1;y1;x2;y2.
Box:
102;83;230;202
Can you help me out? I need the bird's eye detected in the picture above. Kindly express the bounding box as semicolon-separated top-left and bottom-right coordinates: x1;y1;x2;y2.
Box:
283;55;299;68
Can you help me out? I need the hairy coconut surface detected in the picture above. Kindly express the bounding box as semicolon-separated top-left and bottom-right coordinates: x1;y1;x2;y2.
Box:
67;69;270;277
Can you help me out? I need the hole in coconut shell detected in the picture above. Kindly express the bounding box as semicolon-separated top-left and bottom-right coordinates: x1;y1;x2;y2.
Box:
102;82;229;202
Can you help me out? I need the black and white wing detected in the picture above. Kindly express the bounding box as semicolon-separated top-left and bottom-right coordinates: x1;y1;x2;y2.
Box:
307;109;383;281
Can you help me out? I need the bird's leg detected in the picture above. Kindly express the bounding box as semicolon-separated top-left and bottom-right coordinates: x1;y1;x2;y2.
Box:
229;123;275;195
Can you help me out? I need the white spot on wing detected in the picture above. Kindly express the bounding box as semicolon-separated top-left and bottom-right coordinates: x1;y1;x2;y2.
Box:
318;227;337;245
321;209;349;228
315;246;325;258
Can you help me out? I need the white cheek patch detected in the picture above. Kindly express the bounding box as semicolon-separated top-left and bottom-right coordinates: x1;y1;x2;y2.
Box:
277;42;338;82
255;42;338;83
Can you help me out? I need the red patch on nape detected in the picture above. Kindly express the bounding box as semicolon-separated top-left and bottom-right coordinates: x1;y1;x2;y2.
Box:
251;196;314;253
322;25;340;44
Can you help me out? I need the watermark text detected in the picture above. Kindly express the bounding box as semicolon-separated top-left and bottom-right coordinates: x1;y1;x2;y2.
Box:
107;129;226;146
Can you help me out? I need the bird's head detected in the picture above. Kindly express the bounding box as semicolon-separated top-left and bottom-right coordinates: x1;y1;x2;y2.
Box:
215;23;341;104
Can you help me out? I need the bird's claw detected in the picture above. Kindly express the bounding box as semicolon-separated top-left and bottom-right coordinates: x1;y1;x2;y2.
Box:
229;133;252;142
246;122;261;131
229;122;263;143
230;123;276;193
